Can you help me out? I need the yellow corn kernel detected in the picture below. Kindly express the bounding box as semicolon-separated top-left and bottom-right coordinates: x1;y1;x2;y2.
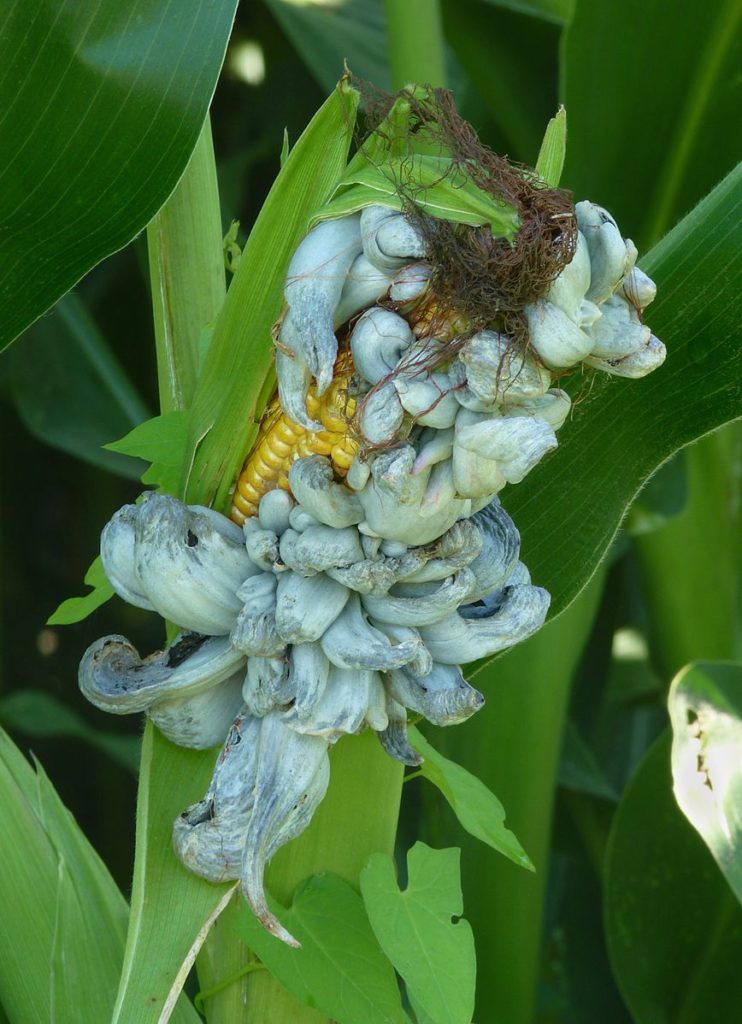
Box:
408;292;470;342
230;351;360;525
330;443;357;470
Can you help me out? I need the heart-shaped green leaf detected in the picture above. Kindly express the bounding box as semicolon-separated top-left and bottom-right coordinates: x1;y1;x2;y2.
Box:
105;410;191;494
234;872;410;1024
48;555;114;626
361;844;475;1024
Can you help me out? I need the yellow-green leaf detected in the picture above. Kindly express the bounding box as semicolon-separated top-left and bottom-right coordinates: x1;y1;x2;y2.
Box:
408;726;533;870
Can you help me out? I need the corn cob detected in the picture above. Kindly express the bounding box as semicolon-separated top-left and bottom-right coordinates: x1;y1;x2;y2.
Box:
231;351;359;525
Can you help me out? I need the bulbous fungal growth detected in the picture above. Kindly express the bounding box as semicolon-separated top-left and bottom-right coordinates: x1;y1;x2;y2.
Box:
264;194;663;525
81;488;545;942
80;107;665;945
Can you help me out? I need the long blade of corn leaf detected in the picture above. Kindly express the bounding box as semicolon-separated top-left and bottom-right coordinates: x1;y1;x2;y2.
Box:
0;0;238;351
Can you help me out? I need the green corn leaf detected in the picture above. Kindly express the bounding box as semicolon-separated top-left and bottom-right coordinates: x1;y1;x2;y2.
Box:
0;727;199;1024
185;76;360;512
47;555;114;627
148;119;227;414
605;732;742;1023
6;293;149;479
360;844;476;1024
504;162;742;621
0;0;239;351
0;727;128;1024
562;0;742;248
233;872;410;1024
634;430;740;679
0;690;140;775
318;154;520;238
535;106;567;187
280;130;291;169
626;449;689;535
669;661;742;905
317;91;520;238
408;725;533;870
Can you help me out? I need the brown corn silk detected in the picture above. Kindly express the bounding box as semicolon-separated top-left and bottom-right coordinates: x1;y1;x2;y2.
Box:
358;84;577;350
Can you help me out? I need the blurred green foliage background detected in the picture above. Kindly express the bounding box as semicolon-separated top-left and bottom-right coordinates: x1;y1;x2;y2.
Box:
0;2;740;1022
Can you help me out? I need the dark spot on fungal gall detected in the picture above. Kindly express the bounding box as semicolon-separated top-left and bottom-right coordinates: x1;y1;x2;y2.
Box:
167;631;208;667
185;799;215;826
187;530;199;547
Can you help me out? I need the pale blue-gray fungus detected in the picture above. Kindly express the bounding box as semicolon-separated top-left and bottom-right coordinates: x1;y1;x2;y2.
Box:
79;198;664;945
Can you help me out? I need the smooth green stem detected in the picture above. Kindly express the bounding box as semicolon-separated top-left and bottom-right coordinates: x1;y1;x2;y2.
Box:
635;428;741;678
438;569;605;1024
147;117;225;415
384;0;447;90
204;733;403;1023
